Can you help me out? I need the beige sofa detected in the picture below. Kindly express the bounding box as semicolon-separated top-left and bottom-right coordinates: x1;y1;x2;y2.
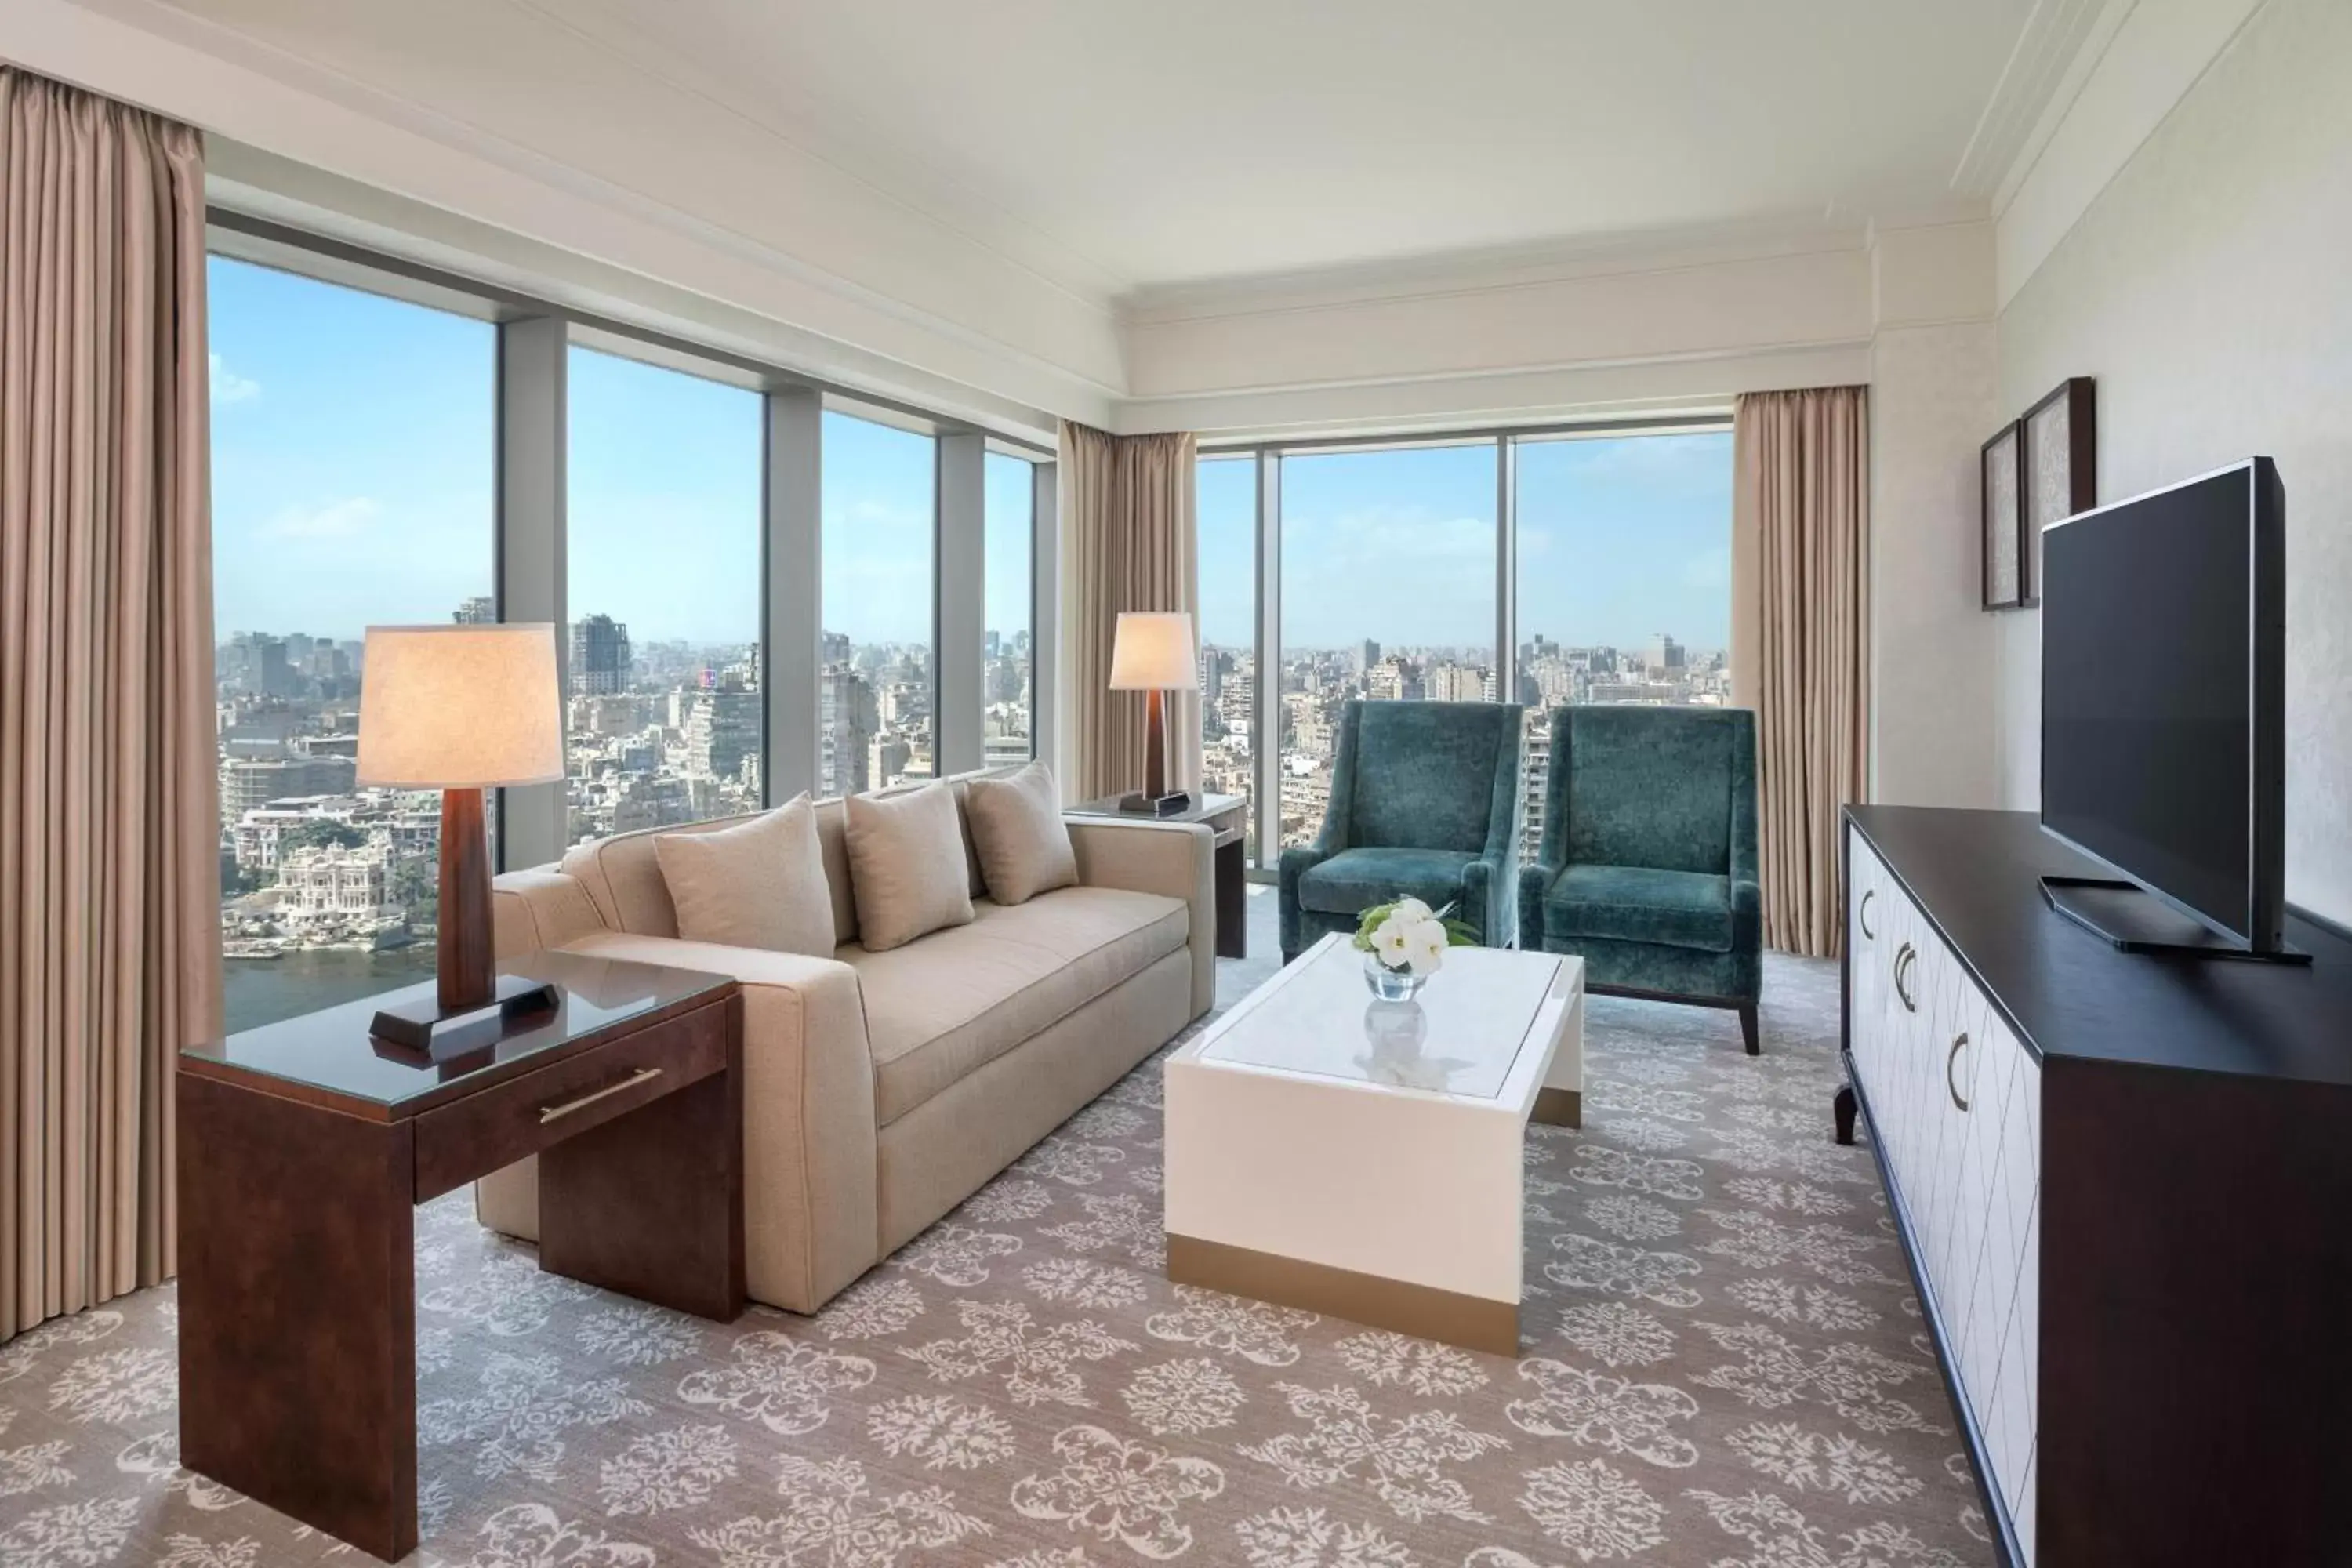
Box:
474;779;1214;1314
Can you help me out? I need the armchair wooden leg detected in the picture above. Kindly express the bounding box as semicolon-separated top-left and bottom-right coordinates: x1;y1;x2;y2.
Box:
1737;1002;1759;1056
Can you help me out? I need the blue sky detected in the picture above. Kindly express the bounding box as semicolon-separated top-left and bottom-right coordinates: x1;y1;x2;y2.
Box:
1203;433;1732;656
211;257;1028;651
212;256;1723;659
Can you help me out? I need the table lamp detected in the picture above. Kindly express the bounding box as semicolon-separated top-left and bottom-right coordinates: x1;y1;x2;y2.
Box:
357;623;564;1047
1108;610;1198;815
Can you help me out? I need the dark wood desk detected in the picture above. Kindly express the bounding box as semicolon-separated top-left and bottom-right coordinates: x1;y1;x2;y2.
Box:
176;950;744;1562
1069;792;1248;959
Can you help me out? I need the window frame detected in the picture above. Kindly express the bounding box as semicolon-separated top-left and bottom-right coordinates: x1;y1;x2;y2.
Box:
205;208;1056;877
1194;415;1733;876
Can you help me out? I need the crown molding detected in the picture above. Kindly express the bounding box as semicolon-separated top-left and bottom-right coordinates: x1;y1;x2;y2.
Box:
1953;0;2123;199
1117;211;1876;326
19;0;1127;421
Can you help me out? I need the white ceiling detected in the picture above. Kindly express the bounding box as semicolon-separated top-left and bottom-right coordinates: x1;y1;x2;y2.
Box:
516;0;2047;296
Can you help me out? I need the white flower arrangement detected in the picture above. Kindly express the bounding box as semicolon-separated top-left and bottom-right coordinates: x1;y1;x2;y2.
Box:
1352;895;1475;976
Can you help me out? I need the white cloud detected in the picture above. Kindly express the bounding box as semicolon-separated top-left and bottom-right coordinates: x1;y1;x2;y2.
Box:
267;497;382;539
209;353;259;405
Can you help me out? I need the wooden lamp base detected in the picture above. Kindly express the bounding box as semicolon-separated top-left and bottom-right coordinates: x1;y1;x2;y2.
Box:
368;786;557;1053
1118;686;1192;816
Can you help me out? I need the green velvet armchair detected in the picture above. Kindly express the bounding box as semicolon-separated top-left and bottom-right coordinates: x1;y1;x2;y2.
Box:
1279;699;1523;960
1518;706;1762;1053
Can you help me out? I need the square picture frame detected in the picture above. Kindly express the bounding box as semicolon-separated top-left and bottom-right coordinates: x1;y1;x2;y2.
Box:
1981;420;2024;611
2020;376;2096;606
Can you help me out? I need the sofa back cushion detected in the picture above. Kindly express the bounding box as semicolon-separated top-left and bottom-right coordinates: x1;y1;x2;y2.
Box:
561;771;1004;945
964;760;1079;906
654;793;836;955
845;782;977;952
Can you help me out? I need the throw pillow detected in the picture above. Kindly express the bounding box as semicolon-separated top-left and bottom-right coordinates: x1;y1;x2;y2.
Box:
844;782;976;951
964;760;1079;906
653;794;836;956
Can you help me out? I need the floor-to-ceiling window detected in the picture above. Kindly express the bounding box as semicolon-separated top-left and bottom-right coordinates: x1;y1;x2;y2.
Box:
1196;452;1259;860
1513;430;1736;858
564;346;764;844
1275;442;1498;851
982;451;1036;767
209;256;495;1032
821;410;938;793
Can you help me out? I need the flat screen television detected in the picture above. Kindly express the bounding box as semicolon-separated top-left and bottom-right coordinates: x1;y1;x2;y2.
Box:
2039;457;2289;956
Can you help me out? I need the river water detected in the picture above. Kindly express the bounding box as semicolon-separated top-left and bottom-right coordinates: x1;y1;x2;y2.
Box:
221;946;440;1035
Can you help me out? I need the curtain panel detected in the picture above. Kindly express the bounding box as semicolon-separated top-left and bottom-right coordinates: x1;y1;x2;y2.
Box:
0;67;219;1343
1060;423;1200;802
1733;387;1869;960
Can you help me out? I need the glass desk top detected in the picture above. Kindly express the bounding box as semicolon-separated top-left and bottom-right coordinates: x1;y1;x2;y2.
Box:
1201;939;1566;1100
181;950;731;1118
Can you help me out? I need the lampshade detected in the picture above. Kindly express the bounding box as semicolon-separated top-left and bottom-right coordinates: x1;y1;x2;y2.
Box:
1108;612;1200;691
356;624;564;788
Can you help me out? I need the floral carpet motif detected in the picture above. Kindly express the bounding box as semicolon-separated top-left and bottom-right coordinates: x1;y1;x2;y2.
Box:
0;898;1991;1566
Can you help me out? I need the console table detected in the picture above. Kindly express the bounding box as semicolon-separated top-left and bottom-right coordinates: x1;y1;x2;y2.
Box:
1839;806;2352;1567
176;950;744;1561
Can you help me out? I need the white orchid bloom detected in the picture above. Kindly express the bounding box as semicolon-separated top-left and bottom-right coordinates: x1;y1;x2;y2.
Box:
1405;917;1450;975
1391;896;1434;925
1373;914;1415;968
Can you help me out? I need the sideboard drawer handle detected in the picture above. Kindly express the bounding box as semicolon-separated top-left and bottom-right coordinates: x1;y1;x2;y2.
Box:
1947;1033;1969;1112
1857;887;1877;941
1893;943;1917;1013
541;1066;663;1125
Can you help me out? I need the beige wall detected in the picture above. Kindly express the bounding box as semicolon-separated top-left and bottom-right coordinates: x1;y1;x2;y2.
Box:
1992;0;2352;924
1869;321;2001;808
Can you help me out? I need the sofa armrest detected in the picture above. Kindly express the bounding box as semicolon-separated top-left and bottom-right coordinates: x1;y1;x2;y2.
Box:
1067;816;1215;1021
492;868;609;961
474;931;880;1314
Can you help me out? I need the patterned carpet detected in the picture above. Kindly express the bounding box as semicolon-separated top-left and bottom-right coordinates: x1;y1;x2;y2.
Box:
0;893;1991;1566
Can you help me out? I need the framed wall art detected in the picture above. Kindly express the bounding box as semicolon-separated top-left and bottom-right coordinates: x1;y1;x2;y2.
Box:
1982;420;2024;611
2019;376;2096;606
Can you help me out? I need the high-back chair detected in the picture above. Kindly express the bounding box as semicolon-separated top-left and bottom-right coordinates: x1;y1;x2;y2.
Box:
1277;699;1523;960
1517;706;1762;1052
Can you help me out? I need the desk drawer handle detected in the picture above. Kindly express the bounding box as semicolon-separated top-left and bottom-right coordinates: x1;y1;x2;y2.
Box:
1857;887;1877;941
541;1066;662;1125
1947;1033;1969;1112
1893;942;1917;1012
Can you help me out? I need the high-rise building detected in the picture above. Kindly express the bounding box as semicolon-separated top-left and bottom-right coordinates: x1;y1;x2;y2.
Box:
1648;632;1685;673
686;684;761;782
1356;638;1381;673
219;755;360;821
571;614;633;695
453;596;496;625
820;668;877;795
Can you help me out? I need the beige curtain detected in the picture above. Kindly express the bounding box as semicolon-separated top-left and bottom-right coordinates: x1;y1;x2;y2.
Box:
1734;387;1869;959
1060;423;1199;802
1;68;219;1344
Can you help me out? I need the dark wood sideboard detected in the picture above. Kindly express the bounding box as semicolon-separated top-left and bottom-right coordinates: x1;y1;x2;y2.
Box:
177;950;746;1562
1840;806;2352;1567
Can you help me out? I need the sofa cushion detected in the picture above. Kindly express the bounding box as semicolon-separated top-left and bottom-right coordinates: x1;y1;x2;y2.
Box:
964;760;1078;906
557;773;1007;947
845;783;977;953
1295;846;1479;918
655;794;835;956
1543;862;1733;953
844;885;1189;1125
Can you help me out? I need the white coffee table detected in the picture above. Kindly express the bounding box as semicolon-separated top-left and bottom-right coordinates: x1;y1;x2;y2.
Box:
1163;933;1584;1354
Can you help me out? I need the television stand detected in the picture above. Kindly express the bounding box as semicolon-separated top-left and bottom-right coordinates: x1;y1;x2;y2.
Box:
2038;874;2311;963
